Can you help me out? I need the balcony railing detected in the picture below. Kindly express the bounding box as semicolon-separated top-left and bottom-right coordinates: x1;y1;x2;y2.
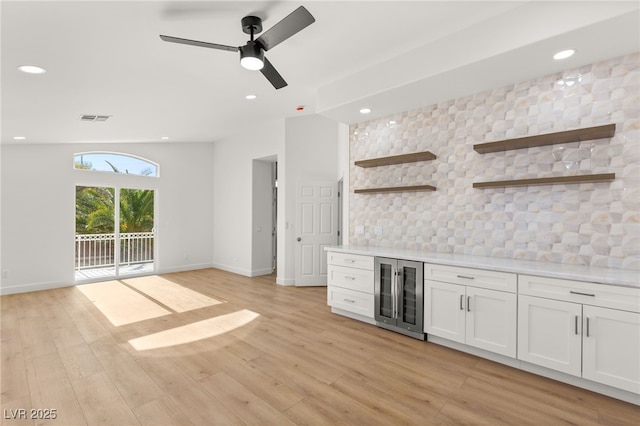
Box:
75;232;154;270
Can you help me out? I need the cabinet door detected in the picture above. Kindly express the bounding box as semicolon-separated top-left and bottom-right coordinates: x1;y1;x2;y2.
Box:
582;306;640;394
465;287;517;358
424;280;465;343
517;295;582;377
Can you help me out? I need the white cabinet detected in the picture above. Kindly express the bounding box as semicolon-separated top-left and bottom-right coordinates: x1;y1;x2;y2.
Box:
518;275;640;395
583;305;640;393
327;252;374;321
424;264;517;358
518;295;582;376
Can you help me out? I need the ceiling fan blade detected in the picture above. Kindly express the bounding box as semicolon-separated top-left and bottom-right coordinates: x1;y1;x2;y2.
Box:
255;6;315;51
260;57;287;89
159;35;238;52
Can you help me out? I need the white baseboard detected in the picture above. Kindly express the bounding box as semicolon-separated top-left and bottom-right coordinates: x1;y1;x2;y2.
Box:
0;263;215;295
158;262;214;275
276;277;295;286
249;268;274;277
0;280;75;295
211;262;253;277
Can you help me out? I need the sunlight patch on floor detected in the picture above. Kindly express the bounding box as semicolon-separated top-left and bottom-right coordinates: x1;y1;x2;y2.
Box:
128;309;260;351
122;275;223;312
77;280;171;326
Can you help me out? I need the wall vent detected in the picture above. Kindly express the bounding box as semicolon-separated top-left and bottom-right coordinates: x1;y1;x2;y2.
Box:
80;114;111;122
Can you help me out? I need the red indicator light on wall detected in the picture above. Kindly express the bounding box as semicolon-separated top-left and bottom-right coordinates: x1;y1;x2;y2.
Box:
296;106;305;111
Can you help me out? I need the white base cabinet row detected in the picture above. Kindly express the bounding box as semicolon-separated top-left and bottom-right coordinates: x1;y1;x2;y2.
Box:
326;252;640;400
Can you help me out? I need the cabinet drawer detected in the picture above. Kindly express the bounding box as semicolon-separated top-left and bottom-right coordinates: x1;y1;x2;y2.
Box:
519;275;640;313
327;252;374;270
424;263;517;293
328;265;374;294
328;287;374;318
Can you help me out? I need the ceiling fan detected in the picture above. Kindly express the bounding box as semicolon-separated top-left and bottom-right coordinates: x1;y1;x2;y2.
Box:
160;6;315;89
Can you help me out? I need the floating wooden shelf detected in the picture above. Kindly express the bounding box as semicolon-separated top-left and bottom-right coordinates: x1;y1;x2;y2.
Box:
354;151;436;168
473;173;615;189
473;124;616;154
354;184;436;194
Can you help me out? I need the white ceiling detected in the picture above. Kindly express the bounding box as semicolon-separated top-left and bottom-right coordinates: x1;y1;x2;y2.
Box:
2;1;639;145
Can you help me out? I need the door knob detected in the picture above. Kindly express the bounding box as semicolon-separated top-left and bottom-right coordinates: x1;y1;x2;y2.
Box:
297;237;301;242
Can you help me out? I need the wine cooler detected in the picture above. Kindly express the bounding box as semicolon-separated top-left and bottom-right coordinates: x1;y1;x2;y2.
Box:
374;257;424;340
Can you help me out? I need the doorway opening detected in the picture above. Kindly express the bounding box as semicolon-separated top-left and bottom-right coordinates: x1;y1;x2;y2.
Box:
75;185;155;281
251;156;278;277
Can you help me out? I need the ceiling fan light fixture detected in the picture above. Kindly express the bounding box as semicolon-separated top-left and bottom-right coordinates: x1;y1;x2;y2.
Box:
240;41;264;70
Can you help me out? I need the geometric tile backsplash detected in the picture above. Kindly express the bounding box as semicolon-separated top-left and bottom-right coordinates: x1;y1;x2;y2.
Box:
350;53;640;270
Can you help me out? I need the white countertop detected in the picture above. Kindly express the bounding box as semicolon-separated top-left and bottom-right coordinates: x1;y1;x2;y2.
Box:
326;245;640;288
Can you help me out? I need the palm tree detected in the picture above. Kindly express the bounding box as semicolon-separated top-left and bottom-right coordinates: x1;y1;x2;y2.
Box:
76;186;115;233
119;189;154;232
76;187;153;234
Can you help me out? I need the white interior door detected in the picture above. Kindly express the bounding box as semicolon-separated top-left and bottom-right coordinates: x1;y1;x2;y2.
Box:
295;182;338;286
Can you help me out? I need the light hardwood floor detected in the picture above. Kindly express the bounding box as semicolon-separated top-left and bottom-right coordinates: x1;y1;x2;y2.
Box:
1;268;639;425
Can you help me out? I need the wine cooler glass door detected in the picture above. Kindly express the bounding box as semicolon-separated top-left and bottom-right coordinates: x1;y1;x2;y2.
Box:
374;258;397;325
397;260;424;332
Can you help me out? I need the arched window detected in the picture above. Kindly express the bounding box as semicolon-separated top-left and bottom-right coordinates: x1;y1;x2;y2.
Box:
74;152;159;177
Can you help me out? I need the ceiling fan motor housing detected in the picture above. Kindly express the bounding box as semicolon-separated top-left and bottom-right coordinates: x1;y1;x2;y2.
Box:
240;41;264;64
241;16;263;35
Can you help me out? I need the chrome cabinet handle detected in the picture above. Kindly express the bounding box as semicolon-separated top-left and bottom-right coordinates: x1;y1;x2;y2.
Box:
344;298;355;304
467;296;471;312
459;294;464;310
575;316;579;335
570;291;595;297
392;268;398;319
586;317;590;337
344;258;357;263
344;276;357;281
457;275;475;280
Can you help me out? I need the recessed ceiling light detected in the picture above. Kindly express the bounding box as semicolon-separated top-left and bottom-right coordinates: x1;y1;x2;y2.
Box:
13;136;27;140
360;108;372;114
245;94;257;100
553;49;575;60
17;65;47;74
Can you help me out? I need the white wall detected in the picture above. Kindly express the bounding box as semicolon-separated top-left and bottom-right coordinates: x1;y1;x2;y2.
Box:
212;115;341;285
212;119;285;278
0;142;215;294
336;122;350;244
1;114;342;293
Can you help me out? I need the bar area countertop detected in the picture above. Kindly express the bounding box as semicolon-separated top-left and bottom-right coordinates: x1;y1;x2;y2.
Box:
325;246;640;289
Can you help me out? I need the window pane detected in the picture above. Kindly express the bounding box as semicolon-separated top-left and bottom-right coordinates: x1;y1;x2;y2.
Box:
74;152;158;177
